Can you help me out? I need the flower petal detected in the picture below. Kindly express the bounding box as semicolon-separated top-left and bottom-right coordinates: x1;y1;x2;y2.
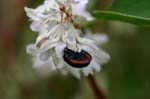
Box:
85;29;109;45
24;7;42;21
55;43;66;58
39;50;50;61
65;65;81;78
33;55;56;71
26;44;37;55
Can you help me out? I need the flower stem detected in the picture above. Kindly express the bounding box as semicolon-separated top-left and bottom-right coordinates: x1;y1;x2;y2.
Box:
87;74;106;99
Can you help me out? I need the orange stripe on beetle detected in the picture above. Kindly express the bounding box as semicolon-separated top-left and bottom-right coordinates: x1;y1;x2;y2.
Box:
70;53;91;64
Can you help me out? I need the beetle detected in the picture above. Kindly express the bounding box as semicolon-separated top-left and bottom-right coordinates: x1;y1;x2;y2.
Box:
63;47;92;68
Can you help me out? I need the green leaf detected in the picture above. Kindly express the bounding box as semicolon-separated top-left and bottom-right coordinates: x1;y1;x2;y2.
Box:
93;0;150;26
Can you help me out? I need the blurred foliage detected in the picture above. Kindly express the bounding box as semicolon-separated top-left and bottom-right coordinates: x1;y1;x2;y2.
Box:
105;23;150;99
0;0;150;99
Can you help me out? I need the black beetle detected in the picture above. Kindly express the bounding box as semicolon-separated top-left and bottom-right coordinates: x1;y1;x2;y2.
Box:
63;47;92;68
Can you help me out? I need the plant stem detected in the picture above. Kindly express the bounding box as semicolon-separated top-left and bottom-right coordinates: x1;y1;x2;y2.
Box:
87;74;106;99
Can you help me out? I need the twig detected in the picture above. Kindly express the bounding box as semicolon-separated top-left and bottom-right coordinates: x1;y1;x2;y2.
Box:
87;74;106;99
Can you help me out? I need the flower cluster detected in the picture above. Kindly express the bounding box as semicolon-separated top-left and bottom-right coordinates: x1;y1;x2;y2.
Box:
25;0;110;78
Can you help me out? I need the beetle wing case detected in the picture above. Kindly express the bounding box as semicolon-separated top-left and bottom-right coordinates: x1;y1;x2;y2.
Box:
63;47;92;68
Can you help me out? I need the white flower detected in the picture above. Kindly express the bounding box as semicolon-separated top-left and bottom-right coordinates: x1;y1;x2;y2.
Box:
27;22;110;78
24;0;93;33
25;0;110;78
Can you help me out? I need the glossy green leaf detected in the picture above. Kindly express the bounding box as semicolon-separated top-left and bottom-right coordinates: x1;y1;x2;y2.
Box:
93;0;150;26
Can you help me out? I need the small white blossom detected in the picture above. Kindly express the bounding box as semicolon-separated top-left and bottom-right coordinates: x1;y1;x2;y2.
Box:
27;22;110;78
25;0;110;78
25;0;93;33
